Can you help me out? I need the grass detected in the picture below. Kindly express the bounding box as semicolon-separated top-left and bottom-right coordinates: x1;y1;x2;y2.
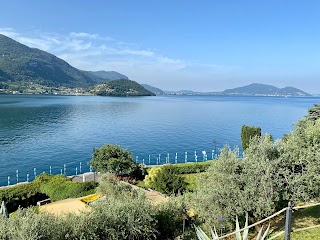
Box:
270;204;320;240
135;180;147;188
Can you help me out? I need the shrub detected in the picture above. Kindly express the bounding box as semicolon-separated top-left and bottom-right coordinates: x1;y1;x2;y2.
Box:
39;174;97;201
146;161;213;176
66;195;158;239
169;161;213;174
144;165;186;195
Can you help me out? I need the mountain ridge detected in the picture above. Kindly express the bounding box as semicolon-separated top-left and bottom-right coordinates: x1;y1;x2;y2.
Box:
222;83;310;96
0;34;128;89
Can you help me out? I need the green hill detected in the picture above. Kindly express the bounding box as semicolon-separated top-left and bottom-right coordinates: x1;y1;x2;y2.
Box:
90;79;155;96
223;83;311;96
0;34;106;88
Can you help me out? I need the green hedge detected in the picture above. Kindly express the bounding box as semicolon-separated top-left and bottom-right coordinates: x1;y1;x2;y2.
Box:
0;174;98;212
39;174;98;201
147;161;214;175
0;182;40;202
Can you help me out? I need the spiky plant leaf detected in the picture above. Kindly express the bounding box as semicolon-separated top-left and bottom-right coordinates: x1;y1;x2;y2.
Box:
242;212;249;240
256;225;264;240
261;223;270;240
210;226;219;240
235;215;242;240
194;225;211;240
0;201;8;218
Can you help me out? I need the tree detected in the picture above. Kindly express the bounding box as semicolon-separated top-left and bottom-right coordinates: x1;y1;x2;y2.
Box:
193;136;283;229
241;125;261;150
90;144;136;174
278;118;320;203
144;165;186;195
307;104;320;121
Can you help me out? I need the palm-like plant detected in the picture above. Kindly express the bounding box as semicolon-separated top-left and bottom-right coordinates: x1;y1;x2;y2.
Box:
195;213;270;240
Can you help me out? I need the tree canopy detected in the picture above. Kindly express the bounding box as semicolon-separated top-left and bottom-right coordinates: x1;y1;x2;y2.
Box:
241;125;262;150
193;114;320;229
90;144;136;174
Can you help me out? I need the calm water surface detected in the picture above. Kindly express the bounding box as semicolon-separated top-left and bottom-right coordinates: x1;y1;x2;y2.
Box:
0;94;318;186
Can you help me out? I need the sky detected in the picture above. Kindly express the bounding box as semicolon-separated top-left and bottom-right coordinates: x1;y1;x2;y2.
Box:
0;0;319;93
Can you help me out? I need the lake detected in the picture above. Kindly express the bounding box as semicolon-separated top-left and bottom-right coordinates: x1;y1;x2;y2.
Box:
0;94;318;186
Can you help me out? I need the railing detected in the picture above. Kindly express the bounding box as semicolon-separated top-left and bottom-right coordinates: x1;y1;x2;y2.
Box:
215;202;320;240
1;148;226;187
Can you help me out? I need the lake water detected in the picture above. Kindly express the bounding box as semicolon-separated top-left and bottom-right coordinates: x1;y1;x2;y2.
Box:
0;94;318;186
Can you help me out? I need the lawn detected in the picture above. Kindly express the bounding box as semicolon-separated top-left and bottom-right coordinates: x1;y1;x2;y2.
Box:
270;204;320;240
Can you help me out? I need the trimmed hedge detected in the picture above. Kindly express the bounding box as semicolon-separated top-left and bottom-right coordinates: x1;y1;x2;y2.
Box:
0;174;98;213
147;161;214;175
39;174;98;201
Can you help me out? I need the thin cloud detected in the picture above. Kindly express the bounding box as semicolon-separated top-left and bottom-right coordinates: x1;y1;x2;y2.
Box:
0;27;239;91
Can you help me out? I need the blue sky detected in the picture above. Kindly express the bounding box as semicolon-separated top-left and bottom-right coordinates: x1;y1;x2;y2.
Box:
0;0;319;93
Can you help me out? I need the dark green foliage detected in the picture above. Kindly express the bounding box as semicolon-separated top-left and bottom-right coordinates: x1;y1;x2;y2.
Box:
150;165;186;195
241;125;261;150
92;79;156;96
307;104;320;121
90;144;137;174
130;164;147;180
0;182;40;203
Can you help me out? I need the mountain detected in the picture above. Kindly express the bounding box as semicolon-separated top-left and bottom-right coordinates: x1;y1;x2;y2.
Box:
141;84;164;95
90;79;155;96
0;34;106;88
86;71;128;82
222;83;311;96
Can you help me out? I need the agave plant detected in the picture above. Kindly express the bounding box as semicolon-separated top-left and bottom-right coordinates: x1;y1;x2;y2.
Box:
0;201;8;218
195;212;270;240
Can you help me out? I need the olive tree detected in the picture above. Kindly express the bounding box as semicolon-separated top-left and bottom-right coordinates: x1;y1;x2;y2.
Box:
193;135;282;229
278;119;320;203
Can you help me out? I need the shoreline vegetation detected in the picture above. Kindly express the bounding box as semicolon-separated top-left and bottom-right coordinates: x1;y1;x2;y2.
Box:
1;102;320;239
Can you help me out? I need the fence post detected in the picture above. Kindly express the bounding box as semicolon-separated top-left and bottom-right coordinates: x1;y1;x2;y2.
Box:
284;202;292;240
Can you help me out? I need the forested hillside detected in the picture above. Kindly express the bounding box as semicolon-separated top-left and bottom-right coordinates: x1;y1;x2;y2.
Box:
90;79;156;96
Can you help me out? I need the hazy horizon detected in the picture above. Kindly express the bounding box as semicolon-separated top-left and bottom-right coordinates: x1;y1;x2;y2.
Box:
0;1;319;93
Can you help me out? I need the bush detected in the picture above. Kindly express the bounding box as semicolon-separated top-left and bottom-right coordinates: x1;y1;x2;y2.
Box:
97;173;135;199
39;174;97;201
146;161;213;175
144;165;186;195
155;196;189;239
66;196;158;239
169;161;214;174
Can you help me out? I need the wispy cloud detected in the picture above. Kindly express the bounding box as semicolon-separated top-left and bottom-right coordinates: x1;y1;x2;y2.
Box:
0;28;239;91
